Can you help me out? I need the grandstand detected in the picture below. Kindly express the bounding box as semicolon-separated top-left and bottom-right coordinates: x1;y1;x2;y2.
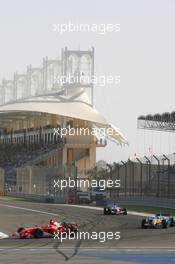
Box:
0;47;127;201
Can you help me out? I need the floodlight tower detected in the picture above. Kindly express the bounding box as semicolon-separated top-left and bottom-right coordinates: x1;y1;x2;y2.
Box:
61;46;95;106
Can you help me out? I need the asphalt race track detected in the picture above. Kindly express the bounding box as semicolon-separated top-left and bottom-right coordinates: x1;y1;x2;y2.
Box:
0;199;175;264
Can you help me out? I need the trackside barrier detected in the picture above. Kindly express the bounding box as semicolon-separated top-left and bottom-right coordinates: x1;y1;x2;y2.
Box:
5;192;175;209
107;196;175;209
96;199;106;206
5;192;66;203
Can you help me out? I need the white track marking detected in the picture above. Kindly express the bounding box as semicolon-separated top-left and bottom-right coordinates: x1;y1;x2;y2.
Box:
0;247;175;251
127;211;154;217
0;232;9;239
0;203;58;216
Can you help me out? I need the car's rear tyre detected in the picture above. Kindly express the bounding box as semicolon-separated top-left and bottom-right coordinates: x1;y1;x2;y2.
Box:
170;218;174;227
68;227;78;237
123;208;127;215
33;228;44;238
62;222;68;228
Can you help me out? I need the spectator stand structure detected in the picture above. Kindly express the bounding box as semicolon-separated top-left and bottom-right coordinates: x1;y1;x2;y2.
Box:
0;47;127;201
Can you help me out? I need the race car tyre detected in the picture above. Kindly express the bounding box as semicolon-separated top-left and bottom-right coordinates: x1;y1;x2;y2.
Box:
104;208;111;215
68;227;78;237
162;219;167;228
141;219;147;229
33;228;44;238
123;208;127;215
17;227;25;233
170;218;174;227
62;222;68;228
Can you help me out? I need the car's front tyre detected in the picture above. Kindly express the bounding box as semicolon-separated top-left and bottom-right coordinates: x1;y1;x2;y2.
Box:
33;228;44;238
141;219;147;228
104;208;111;215
162;219;167;228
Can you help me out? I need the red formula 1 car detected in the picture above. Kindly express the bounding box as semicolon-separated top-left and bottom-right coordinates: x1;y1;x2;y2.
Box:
103;203;127;215
12;219;78;239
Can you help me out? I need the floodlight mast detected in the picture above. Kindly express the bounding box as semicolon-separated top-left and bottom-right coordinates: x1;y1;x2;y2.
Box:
0;47;95;106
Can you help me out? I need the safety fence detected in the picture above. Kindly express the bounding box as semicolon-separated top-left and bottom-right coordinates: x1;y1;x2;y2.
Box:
106;154;175;199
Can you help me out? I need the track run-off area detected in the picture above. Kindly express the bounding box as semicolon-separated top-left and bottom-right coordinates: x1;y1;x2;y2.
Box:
0;198;175;264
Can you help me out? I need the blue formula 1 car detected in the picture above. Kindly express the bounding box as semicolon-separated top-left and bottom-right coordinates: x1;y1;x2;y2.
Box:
141;213;174;229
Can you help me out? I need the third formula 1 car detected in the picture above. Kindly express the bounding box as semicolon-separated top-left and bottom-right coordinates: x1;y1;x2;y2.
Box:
141;213;174;229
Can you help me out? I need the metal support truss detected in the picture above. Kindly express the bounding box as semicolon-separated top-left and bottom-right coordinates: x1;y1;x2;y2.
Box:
137;112;175;132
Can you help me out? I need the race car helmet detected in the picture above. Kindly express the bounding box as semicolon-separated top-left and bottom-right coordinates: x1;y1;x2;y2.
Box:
50;219;55;225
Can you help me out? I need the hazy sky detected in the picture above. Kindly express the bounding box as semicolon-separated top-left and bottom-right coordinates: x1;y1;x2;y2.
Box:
0;0;175;162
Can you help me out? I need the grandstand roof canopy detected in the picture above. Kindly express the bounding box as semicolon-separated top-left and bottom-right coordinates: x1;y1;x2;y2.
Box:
0;89;128;145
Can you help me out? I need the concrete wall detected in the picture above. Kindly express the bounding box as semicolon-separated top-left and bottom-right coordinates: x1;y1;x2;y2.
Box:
16;166;64;195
